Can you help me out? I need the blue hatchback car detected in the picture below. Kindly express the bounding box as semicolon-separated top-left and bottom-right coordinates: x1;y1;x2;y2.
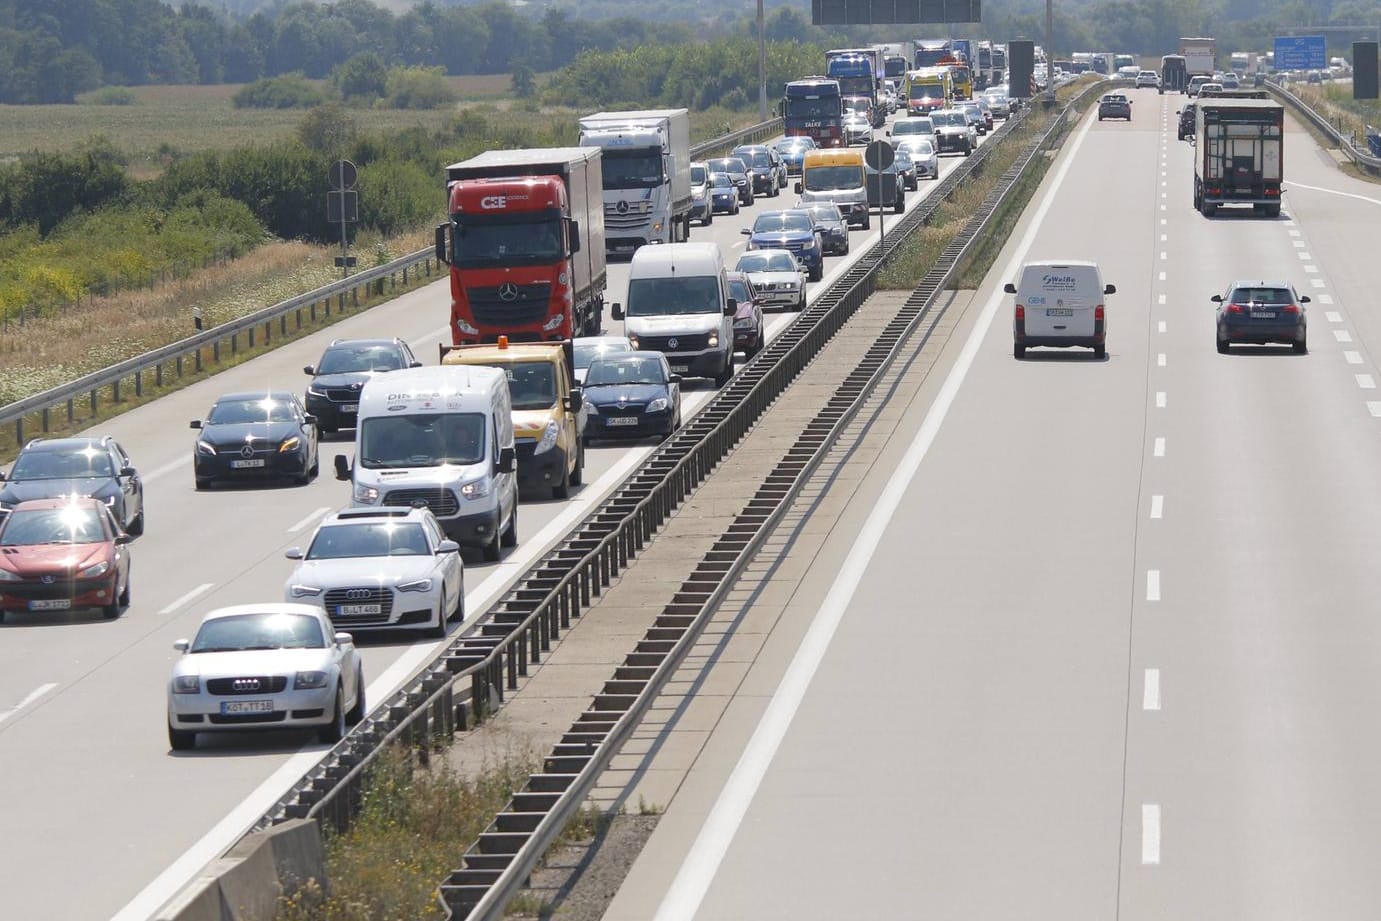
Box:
741;210;823;282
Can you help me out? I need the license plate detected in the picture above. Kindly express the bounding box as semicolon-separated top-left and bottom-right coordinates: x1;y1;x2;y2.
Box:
338;604;382;615
607;417;638;426
221;699;273;715
341;404;358;413
1250;311;1276;319
28;598;71;611
671;364;689;373
230;459;266;469
1046;308;1073;317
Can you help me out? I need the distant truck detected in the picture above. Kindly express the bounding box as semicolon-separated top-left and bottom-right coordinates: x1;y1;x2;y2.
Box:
826;51;883;126
876;41;915;81
782;77;845;148
1160;54;1188;93
436;147;606;346
578;109;692;257
1193;98;1284;217
1181;37;1217;77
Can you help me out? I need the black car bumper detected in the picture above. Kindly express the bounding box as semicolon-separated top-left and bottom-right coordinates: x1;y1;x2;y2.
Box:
1219;320;1305;345
516;444;570;493
304;396;359;431
587;407;675;440
195;450;310;483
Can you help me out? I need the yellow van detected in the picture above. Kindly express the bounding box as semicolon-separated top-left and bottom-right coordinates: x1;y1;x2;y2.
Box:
948;63;974;101
904;68;953;114
795;148;869;229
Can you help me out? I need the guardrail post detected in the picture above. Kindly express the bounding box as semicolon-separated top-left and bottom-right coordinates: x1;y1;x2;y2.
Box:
213;341;220;363
248;327;255;349
351;287;359;308
194;348;202;373
155;363;163;387
134;370;142;399
66;398;74;424
41;408;49;433
13;419;20;446
112;380;121;404
231;332;238;355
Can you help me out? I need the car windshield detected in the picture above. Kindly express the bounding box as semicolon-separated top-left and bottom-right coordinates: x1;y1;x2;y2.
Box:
359;412;486;469
894;150;913;166
0;506;106;546
900;140;935;155
775;139;814;153
894;121;932;135
803;165;863;191
736;150;772;169
1103;95;1127;103
728;278;753;302
625;276;722;317
10;446;113;480
207;398;296;424
738;253;797;274
585;356;667;386
452;216;563;267
691;165;706;184
1228;287;1295;305
574;340;632;370
307;521;431;559
933;113;963;126
191;612;325;653
316;345;405;375
753;213;814;233
710;173;733;188
709;158;746;175
801;204;841;223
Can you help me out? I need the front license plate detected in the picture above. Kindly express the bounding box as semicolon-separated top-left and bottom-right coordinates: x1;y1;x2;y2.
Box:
1046;308;1073;317
28;598;71;611
607;417;639;427
221;699;273;715
230;459;266;469
671;364;689;373
341;404;358;413
1250;312;1276;319
338;604;382;615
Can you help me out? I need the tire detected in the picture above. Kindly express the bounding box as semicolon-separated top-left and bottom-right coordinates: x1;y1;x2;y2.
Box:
733;200;740;215
1014;343;1025;359
195;477;211;491
345;668;366;724
552;458;571;500
427;593;447;639
894;199;905;214
168;725;197;752
705;212;713;226
309;453;319;477
797;292;807;312
1293;336;1308;354
318;686;346;744
861;215;870;230
500;501;518;549
1217;338;1230;354
714;350;734;387
101;573;124;620
809;263;822;283
118;569;130;607
1093;343;1107;359
127;507;145;537
448;585;466;623
569;441;584;487
1266;204;1281;217
482;519;502;562
964;145;972;157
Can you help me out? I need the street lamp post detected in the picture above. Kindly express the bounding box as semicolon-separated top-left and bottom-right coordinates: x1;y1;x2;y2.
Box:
758;0;768;121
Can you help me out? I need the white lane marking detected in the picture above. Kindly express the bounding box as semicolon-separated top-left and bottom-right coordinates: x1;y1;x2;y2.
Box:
1147;570;1161;601
143;455;191;484
1357;374;1376;390
649;105;1101;921
1311;279;1326;288
1159;251;1167;260
1345;350;1363;365
1158;271;1166;281
1143;669;1161;710
1154;437;1166;457
1160;191;1167;199
1160;234;1167;242
1326;311;1342;323
1336;330;1354;343
1155;391;1166;409
1160;204;1167;211
1304;265;1319;274
1157;294;1166;305
1157;321;1167;333
1142;804;1162;864
1157;353;1166;367
1288;229;1300;237
1160;218;1167;225
1298;252;1312;260
1292;240;1305;248
1319;294;1334;305
286;506;331;533
1368;402;1381;418
1160;181;1167;187
1150;495;1163;519
1288;179;1381;206
0;683;59;727
157;582;215;616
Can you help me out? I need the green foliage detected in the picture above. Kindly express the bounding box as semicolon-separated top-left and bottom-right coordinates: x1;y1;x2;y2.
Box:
0;138;130;235
384;66;458;110
332;51;388;103
357;159;439;236
83;87;138;106
297;103;359;155
155;141;329;240
232;74;326;109
511;61;537;98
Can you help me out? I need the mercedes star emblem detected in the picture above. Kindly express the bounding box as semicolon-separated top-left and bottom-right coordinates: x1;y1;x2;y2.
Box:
498;282;520;301
616;200;629;214
240;444;255;458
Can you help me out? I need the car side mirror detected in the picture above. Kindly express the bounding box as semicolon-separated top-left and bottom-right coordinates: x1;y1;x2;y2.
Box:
434;223;450;265
114;534;131;545
437;539;460;554
285;547;304;560
334;632;353;646
740;228;751;235
303;365;315;376
794;181;802;194
724;297;738;317
120;465;136;478
410;360;423;368
611;303;624;321
189;420;202;430
334;454;351;481
497;446;517;474
566;390;583;412
1299;295;1311;303
1003;283;1017;294
1103;284;1116;295
669;374;682;384
1211;294;1224;303
0;471;6;482
304;415;317;426
173;639;190;652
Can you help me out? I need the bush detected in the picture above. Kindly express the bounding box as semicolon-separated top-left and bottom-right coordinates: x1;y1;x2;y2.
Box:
83;86;137;106
232;74;327;109
357;159;439;236
155;142;329;241
298;103;359;155
333;52;389;104
384;66;457;110
0;138;130;235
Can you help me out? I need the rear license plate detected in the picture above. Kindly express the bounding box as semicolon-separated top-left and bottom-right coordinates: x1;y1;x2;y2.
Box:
671;364;689;373
338;604;382;615
607;417;638;427
28;599;71;611
341;404;358;413
1250;311;1276;319
230;459;266;469
1046;308;1073;317
221;699;273;715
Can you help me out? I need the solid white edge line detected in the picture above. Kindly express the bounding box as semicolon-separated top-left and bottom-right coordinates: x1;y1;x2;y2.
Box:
1147;570;1161;602
1150;495;1163;520
1142;804;1162;864
1287;179;1381;207
1142;669;1161;710
285;506;331;534
0;682;59;727
651;102;1102;921
157;582;215;616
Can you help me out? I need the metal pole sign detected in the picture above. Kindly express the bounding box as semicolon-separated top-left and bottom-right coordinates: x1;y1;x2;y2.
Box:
327;159;359;278
864;140;894;248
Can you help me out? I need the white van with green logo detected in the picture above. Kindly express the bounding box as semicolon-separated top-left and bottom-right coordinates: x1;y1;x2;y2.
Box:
1006;260;1116;359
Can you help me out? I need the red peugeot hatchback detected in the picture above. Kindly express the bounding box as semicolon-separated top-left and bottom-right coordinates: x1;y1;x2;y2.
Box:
0;497;131;621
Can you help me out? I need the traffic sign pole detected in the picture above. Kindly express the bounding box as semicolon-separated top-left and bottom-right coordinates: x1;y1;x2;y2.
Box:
865;139;895;250
329;159;359;279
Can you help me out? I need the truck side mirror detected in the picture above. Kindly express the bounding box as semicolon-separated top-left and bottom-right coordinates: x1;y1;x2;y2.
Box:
434;223;450;265
724;297;737;317
1003;283;1017;294
794;181;802;194
1210;294;1224;302
611;303;624;321
496;447;517;474
1104;284;1116;295
333;454;351;481
568;219;580;253
565;390;583;413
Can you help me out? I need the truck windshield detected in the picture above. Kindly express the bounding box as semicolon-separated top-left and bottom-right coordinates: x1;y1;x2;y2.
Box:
452;214;563;268
359;413;486;469
785;98;841;118
803;166;863;191
601;148;663;189
834;77;873;97
625;276;721;317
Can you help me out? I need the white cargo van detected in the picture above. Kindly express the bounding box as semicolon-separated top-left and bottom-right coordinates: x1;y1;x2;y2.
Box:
1006;261;1116;359
334;365;518;561
611;242;737;386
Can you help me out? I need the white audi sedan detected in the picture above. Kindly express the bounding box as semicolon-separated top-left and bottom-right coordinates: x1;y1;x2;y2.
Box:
284;506;464;639
167;603;365;751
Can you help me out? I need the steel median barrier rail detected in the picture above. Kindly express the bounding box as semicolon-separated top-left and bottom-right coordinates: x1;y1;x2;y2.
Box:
1264;79;1381;175
689;116;784;159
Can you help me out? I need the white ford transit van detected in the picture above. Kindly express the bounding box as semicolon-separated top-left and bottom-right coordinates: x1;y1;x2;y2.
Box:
1006;260;1116;359
611;242;737;386
334;365;518;561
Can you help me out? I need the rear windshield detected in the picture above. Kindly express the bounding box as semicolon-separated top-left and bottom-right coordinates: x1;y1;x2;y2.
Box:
1228;287;1294;305
894;120;932;135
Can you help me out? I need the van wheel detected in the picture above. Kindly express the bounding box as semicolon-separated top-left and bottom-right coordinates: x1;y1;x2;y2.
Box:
570;441;584;487
714;351;734;387
1013;343;1025;359
861;215;870;230
500;503;518;548
1093;344;1107;359
1216;337;1230;354
1293;335;1308;354
552;464;570;500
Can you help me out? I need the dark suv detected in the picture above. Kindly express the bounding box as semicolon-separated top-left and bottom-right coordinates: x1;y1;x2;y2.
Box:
1213;280;1309;353
0;436;144;535
730;145;785;197
304;338;420;434
1177;103;1196;140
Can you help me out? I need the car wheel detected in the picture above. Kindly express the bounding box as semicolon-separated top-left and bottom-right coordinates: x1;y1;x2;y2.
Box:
1293;335;1308;354
733;200;740;215
168;725;197;752
1014;343;1026;359
102;576;124;620
809;263;822;283
570;441;584;487
894;198;905;214
127;507;145;536
1217;337;1230;354
705;212;713;226
552;460;571;500
714;350;734;387
797;292;807;311
345;667;366;724
449;585;466;623
1094;343;1107;359
500;502;518;549
482;520;502;562
428;593;447;639
318;686;346;744
309;453;320;477
861;215;870;230
118;567;131;607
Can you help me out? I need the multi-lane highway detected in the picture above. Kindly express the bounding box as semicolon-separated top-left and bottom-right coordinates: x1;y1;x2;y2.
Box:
599;87;1381;920
0;106;1007;919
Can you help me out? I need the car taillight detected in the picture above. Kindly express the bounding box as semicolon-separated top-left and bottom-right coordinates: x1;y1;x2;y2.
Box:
1014;305;1025;320
1226;303;1246;314
1094;304;1105;320
1282;304;1300;314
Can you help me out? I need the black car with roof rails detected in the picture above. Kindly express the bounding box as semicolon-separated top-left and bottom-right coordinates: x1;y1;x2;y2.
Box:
304;338;420;434
0;436;144;535
1177;102;1196;140
731;145;786;197
1213;280;1309;353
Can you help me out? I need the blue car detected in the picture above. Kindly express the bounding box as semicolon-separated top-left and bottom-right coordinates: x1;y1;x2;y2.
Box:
773;136;817;178
582;353;682;443
707;172;740;215
740;210;823;282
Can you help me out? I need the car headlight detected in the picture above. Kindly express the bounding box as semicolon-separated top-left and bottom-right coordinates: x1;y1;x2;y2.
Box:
197;440;217;456
627;334;640;349
171;675;200;694
294;670;330;690
782;281;799;290
647;397;669;413
397;578;433;593
306;386;325;397
78;560;110;578
533;419;561;455
278;437;302;453
289;584;322;598
354;482;380;503
0;569;21;582
460;477;491;498
706;332;720;348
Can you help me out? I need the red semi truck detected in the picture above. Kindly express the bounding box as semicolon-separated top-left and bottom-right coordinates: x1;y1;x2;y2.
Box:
435;147;607;345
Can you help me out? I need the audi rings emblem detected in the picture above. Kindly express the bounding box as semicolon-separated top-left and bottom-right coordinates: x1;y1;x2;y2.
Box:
240;444;255;458
616;200;629;214
345;589;372;600
41;575;55;584
233;678;261;691
667;338;679;349
498;282;520;301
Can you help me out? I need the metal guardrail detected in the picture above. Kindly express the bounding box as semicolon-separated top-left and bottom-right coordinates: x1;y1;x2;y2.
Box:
689;116;784;160
1265;79;1381;174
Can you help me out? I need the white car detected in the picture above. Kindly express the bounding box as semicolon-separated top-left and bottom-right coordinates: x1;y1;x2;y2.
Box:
981;90;1012;117
167;603;365;750
573;335;634;384
284;506;464;638
1007;259;1116;359
896;137;939;180
735;249;807;312
1135;70;1160;89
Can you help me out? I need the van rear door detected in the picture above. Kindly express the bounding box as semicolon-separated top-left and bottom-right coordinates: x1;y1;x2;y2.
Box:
1018;264;1100;339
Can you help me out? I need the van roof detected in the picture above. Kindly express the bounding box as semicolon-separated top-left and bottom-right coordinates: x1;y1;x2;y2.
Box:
358;364;507;408
628;241;723;277
1022;260;1099;269
442;342;566;366
802;149;865;166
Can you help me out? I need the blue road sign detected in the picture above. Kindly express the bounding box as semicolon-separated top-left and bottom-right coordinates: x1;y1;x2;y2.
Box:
1274;35;1326;71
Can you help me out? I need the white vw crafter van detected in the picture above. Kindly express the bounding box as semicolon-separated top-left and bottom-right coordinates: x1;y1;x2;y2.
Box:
1006;260;1116;359
334;365;518;562
611;242;738;386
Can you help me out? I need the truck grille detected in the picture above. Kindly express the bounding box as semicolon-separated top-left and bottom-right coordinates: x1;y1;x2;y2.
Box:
466;284;551;326
206;676;289;695
637;333;711;352
381;487;459;517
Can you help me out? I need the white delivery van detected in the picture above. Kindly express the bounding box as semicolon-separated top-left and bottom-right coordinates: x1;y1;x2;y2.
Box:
1006;260;1116;359
611;242;737;386
334;365;518;561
